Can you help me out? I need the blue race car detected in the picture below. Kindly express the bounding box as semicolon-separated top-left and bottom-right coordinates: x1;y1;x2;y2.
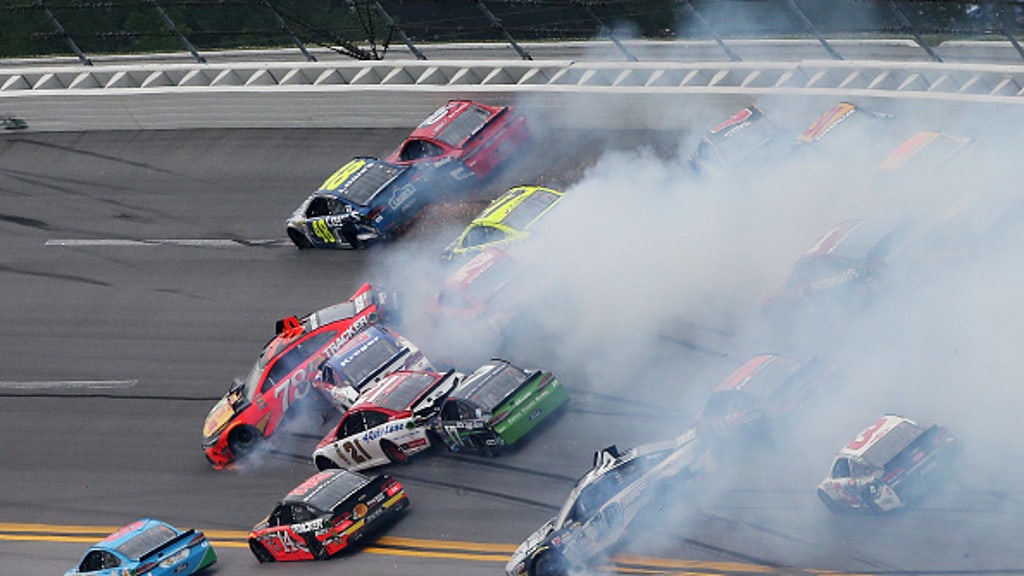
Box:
65;518;216;576
286;157;432;249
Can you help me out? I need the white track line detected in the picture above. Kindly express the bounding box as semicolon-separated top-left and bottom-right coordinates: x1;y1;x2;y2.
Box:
45;239;285;247
0;380;138;390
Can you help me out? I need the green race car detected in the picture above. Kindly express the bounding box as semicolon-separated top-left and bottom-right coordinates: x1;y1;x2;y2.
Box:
442;185;564;260
435;359;569;455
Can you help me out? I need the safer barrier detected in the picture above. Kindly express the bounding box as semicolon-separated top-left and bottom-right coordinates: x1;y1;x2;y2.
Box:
3;58;1024;131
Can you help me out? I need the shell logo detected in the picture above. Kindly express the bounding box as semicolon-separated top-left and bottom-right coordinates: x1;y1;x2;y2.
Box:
353;503;369;520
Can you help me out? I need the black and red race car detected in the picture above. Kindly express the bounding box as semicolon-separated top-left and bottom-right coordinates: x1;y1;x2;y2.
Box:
696;353;830;441
248;469;409;562
762;218;916;330
202;283;396;469
385;99;530;182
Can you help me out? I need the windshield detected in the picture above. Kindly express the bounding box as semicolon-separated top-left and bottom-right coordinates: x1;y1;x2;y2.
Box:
285;470;369;511
462;257;518;305
337;162;401;206
502;189;560;230
374;373;438;411
329;330;402;389
436;104;492;146
456;362;528;410
115;524;177;560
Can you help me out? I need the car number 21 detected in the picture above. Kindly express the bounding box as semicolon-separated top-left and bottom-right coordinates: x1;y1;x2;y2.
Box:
336;439;373;464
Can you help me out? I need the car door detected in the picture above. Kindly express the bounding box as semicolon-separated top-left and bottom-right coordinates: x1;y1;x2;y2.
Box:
256;504;316;561
328;411;385;471
436;398;487;451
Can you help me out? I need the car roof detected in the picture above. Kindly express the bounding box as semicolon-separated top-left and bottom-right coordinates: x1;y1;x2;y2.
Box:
450;360;528;407
446;248;512;286
315;158;406;206
94;519;181;560
797;102;859;143
405;100;503;146
840;415;926;465
473;186;563;227
282;469;371;511
354;370;441;411
713;354;799;396
877;130;974;172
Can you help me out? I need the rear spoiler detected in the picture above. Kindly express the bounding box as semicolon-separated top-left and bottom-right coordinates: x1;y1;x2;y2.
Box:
411;369;461;420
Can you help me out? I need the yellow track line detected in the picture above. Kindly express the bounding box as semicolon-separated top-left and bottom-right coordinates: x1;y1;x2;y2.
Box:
0;522;867;575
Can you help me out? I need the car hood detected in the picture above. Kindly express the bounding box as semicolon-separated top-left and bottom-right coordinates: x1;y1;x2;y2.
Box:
203;396;236;439
506;517;557;574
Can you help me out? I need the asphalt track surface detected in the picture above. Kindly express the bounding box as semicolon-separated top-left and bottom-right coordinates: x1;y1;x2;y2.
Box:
2;129;1023;575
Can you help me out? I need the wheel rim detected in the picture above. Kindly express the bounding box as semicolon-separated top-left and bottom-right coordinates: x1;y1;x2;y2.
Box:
383;441;407;463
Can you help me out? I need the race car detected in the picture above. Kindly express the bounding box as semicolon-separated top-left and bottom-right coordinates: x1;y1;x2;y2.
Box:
877;130;975;176
696;353;829;441
434;359;570;456
429;247;525;334
286;157;434;249
817;415;956;513
248;468;409;562
385;99;530;181
66;519;216;576
762;218;916;330
312;369;463;472
688;104;784;175
202;283;395;469
441;185;564;260
792;101;892;160
312;323;433;412
506;429;711;576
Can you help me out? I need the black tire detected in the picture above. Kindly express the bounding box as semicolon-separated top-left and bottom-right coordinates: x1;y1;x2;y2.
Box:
817;488;844;513
315;456;339;471
471;435;497;458
288;227;313;249
340;221;361;249
227;425;261;459
249;539;275;563
530;548;568;576
381;440;408;465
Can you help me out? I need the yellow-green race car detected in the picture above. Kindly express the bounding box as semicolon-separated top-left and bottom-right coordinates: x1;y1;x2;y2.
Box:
442;185;564;260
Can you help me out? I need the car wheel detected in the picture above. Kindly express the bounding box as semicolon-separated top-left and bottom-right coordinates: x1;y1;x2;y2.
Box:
315;456;339;471
471;436;497;458
817;488;843;513
227;425;261;459
530;549;568;576
288;228;313;249
249;539;275;563
341;221;362;249
381;440;408;465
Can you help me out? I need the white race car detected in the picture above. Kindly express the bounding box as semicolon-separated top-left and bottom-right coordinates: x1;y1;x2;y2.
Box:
312;370;461;472
817;414;956;513
506;429;711;576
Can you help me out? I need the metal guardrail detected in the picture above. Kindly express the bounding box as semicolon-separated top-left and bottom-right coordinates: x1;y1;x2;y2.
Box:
3;57;1024;131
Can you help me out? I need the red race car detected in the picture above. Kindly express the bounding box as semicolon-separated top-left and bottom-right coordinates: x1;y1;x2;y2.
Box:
202;283;397;469
248;469;409;562
385;99;530;182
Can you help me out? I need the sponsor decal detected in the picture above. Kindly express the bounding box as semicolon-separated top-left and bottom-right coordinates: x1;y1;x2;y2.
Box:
388;184;416;210
353;503;369;519
419;105;449;128
361;421;407;443
292;518;329;533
